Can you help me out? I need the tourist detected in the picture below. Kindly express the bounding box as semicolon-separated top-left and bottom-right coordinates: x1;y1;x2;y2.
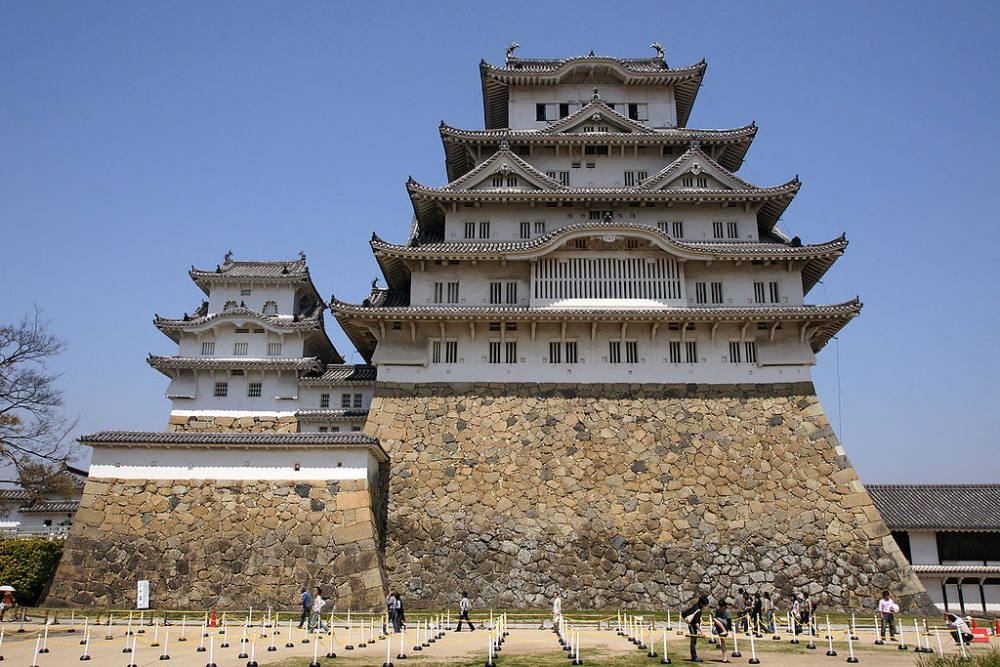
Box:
877;590;897;641
0;599;5;622
395;593;406;630
943;613;974;645
712;599;733;663
801;591;813;635
734;588;746;632
762;592;775;633
386;591;398;634
752;592;763;635
681;594;710;663
552;592;562;629
791;594;802;634
297;587;312;629
456;591;475;631
310;587;328;632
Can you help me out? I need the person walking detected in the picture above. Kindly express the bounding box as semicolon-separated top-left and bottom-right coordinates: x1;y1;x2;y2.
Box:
762;591;775;633
386;591;398;634
456;592;475;632
734;588;746;632
297;587;312;629
395;593;406;631
877;591;897;641
712;599;733;663
551;592;562;630
681;595;710;663
801;592;813;635
752;592;763;635
310;587;328;632
791;595;802;634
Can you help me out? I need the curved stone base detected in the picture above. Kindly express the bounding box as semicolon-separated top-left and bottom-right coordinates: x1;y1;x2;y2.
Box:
46;478;387;611
368;382;933;613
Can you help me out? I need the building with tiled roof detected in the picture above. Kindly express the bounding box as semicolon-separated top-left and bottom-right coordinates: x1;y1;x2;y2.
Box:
868;484;1000;615
0;466;88;538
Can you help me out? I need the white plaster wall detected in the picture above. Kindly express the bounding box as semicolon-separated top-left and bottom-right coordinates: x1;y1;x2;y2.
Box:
167;371;302;410
985;585;1000;613
207;284;299;316
508;84;677;128
527;154;673;188
919;577;946;610
88;446;380;482
443;206;760;243
411;262;530;308
909;531;941;565
372;320;815;384
176;327;306;358
297;385;374;410
683;262;804;307
298;422;366;433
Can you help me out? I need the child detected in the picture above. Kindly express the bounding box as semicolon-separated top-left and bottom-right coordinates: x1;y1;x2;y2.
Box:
712;599;733;663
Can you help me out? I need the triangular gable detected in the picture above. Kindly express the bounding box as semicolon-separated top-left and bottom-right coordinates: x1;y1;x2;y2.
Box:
539;99;656;135
441;144;565;191
640;143;758;191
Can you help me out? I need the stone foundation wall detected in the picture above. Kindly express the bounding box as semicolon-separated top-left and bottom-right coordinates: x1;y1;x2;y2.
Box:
367;382;933;612
46;478;387;610
167;414;298;433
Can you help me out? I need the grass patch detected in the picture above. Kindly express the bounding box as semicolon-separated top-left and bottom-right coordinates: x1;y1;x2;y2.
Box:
916;647;1000;667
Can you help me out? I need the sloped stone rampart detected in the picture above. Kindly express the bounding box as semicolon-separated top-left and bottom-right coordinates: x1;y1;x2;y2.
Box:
367;382;933;612
46;478;387;610
167;414;298;432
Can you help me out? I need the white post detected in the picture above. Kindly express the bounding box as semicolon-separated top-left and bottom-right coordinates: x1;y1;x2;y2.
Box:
749;627;759;663
82;616;88;641
732;624;739;655
268;621;276;652
31;636;40;666
666;609;671;632
82;629;91;660
152;620;159;646
180;616;186;641
914;620;922;652
248;605;252;627
873;613;882;643
197;622;206;651
287;619;293;647
826;621;836;655
386;628;391;665
313;631;319;663
209;635;214;664
935;629;943;655
249;633;256;664
41;624;49;653
617;610;622;633
851;612;857;638
162;629;170;659
663;626;668;660
957;623;968;660
131;635;137;658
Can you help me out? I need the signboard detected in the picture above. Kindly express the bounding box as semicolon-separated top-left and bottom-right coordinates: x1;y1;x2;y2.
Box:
136;580;149;610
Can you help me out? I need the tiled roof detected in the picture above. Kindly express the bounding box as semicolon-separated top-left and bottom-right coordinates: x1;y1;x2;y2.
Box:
189;256;309;281
19;501;79;514
0;489;33;502
440;121;756;141
300;364;377;384
147;355;322;374
294;409;369;422
155;307;324;334
910;565;1000;575
80;431;385;458
866;484;1000;531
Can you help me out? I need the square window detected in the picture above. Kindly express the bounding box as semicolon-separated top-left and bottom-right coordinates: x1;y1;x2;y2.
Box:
247;382;262;398
233;341;248;356
201;341;215;356
318;426;328;433
214;382;228;397
267;342;282;356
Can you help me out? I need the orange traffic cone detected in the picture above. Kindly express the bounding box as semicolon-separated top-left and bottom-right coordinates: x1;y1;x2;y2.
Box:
209;611;217;628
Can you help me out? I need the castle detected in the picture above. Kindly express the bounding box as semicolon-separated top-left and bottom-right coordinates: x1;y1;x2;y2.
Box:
48;45;931;613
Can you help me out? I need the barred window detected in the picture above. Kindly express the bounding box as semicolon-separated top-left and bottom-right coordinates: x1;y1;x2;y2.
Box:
318;426;328;433
247;382;262;398
489;282;502;304
520;222;531;239
549;341;561;364
769;281;780;303
431;340;442;363
727;221;739;239
214;382;228;397
710;282;724;304
682;175;694;187
464;222;475;239
505;282;517;304
505;341;518;364
223;300;239;312
341;393;351;408
262;301;278;316
745;341;758;364
729;341;742;364
669;341;682;363
479;221;490;239
712;221;724;239
492;175;503;187
267;342;282;356
696;176;708;188
506;176;519;187
320;393;329;408
445;341;457;364
685;341;698;364
625;341;638;364
433;282;444;303
353;393;363;408
672;221;684;238
754;282;767;304
489;341;501;364
201;341;215;356
695;282;707;304
565;341;578;364
557;171;570;186
233;341;248;356
534;221;545;235
447;282;459;303
609;341;621;364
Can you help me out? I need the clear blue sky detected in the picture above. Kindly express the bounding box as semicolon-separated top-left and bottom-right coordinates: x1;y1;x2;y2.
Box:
2;1;998;482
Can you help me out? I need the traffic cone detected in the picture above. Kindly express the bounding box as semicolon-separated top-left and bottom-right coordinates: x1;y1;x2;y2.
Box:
209;611;217;628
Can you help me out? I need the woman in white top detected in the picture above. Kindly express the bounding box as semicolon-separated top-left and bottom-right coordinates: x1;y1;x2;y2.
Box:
310;587;328;632
551;592;562;628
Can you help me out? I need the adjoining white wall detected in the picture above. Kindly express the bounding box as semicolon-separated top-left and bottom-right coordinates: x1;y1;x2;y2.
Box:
207;284;299;317
909;531;940;565
167;371;301;411
298;385;374;411
89;446;380;482
373;320;815;384
508;84;677;128
177;327;307;358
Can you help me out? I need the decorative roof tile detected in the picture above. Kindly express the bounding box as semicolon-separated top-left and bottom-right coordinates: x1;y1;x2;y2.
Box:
294;409;369;422
299;364;377;384
866;484;1000;531
18;501;79;514
80;431;385;457
189;255;309;281
147;355;322;374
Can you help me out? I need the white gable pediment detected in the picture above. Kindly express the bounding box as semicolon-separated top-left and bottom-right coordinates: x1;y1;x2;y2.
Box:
641;145;757;192
445;147;564;191
539;100;656;135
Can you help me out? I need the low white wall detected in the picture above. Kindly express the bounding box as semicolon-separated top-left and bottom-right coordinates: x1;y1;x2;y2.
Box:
909;531;940;565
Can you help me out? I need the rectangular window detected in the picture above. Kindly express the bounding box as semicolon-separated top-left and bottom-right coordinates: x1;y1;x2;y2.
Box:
672;221;684;238
240;288;252;296
341;393;351;408
558;171;570;186
464;222;475;239
351;426;361;432
353;393;363;408
479;221;490;239
769;281;780;303
565;341;578;364
431;340;442;363
233;341;248;356
267;342;282;356
506;175;518;187
445;340;458;364
754;281;766;304
330;426;340;432
447;282;459;303
492;175;504;187
624;171;637;187
710;282;724;304
727;221;739;239
729;341;742;364
520;222;530;239
320;393;329;408
584;145;609;155
489;282;502;304
534;221;545;234
574;239;587;249
201;341;215;356
559;102;570;118
433;282;443;303
536;103;547;121
695;282;707;304
318;426;328;433
696;176;708;188
657;221;669;233
712;221;724;239
669;341;682;363
489;341;501;364
214;382;228;397
247;382;262;398
625;341;638;364
609;341;621;364
685;341;698;364
505;341;517;364
745;341;758;364
682;176;694;187
549;341;562;364
505;282;517;304
628;103;639;120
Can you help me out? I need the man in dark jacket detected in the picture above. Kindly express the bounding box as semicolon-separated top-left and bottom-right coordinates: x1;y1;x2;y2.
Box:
297;588;312;629
682;595;710;662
